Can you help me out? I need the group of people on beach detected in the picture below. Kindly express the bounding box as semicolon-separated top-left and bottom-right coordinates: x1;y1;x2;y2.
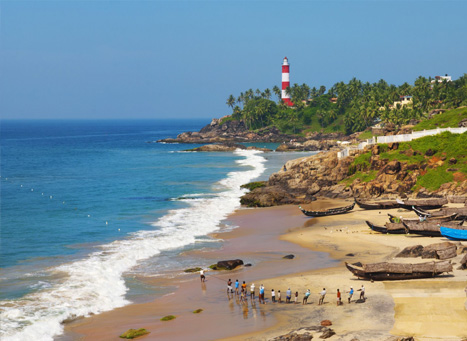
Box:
225;278;366;306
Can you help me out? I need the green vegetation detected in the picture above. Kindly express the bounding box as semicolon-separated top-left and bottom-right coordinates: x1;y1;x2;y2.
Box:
342;171;378;185
208;264;228;270
160;315;176;321
193;309;203;314
184;267;202;273
241;181;266;191
119;328;150;339
225;74;467;136
358;130;377;140
413;107;467;131
343;132;467;191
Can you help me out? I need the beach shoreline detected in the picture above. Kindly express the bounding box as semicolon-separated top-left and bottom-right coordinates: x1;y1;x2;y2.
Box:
62;201;467;340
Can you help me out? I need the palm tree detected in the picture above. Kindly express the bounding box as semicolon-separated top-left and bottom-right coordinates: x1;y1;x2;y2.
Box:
226;94;236;110
263;88;271;100
272;85;282;103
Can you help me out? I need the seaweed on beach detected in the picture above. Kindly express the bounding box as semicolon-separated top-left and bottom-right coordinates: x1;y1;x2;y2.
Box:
119;328;150;339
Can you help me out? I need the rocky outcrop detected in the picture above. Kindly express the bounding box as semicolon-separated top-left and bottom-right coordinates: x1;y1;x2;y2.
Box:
240;142;467;207
157;117;349;147
186;142;271;152
158;117;305;144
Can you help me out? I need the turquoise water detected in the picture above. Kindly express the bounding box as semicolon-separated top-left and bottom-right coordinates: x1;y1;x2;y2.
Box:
0;120;315;340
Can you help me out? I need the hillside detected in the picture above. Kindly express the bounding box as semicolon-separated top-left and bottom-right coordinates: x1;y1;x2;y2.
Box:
240;131;467;207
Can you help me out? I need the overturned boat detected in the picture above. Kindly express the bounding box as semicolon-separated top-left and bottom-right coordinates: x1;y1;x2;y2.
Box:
345;260;452;281
298;202;355;217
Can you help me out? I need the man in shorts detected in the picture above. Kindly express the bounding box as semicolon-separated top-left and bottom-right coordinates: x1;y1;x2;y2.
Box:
337;289;342;306
347;286;354;303
250;283;255;299
318;288;326;305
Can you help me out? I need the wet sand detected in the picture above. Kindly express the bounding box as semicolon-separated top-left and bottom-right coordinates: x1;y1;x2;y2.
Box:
62;204;336;340
63;201;467;340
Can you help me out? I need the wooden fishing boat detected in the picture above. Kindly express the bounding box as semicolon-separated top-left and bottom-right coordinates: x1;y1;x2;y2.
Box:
365;221;406;234
388;213;457;224
355;197;447;211
440;226;467;241
298;202;355;217
403;220;466;237
354;198;399;210
345;260;452;281
413;207;467;221
397;198;447;210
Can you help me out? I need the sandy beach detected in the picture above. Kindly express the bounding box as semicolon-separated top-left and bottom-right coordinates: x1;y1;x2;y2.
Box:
63;201;467;340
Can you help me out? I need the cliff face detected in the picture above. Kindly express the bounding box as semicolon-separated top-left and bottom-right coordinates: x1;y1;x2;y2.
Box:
240;144;467;207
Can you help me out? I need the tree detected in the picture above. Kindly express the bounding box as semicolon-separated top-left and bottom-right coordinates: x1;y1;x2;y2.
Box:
272;85;282;103
263;88;271;100
226;94;236;110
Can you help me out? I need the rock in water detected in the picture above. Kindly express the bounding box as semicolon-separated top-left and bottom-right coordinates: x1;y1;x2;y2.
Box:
215;259;243;270
283;254;295;259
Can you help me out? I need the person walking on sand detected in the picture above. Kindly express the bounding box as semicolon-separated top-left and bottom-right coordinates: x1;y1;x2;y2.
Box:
318;288;326;305
242;281;247;293
271;289;276;303
337;289;342;306
200;269;205;282
303;289;310;305
286;288;292;303
359;285;365;301
277;290;282;303
294;291;298;304
250;283;255;299
235;279;239;295
347;286;354;303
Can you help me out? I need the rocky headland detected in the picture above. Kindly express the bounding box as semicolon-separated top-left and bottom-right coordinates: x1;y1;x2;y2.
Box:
241;142;467;207
157;117;347;151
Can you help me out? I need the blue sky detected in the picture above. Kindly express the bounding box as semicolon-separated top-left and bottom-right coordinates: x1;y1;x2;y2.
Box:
1;1;466;119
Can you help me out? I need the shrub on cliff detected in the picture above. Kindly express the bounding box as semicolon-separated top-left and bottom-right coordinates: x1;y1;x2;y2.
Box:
241;181;266;191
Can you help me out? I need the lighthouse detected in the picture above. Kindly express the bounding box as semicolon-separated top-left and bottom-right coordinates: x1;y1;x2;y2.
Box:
281;57;292;106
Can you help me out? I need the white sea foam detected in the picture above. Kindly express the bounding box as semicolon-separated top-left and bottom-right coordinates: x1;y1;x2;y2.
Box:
0;149;265;341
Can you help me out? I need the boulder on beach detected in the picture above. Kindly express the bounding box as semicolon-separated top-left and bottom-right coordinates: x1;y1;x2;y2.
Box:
211;259;244;270
283;254;295;259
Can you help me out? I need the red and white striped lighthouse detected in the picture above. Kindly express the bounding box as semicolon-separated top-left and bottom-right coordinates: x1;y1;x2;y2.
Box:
281;57;292;106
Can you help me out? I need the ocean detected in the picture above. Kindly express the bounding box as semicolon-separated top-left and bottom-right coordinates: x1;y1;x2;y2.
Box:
0;119;315;340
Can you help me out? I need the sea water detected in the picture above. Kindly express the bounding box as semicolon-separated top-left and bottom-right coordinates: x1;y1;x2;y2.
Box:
0;119;316;340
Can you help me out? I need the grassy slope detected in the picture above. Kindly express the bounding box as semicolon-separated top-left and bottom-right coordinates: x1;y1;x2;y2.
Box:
343;131;467;191
413;107;467;131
